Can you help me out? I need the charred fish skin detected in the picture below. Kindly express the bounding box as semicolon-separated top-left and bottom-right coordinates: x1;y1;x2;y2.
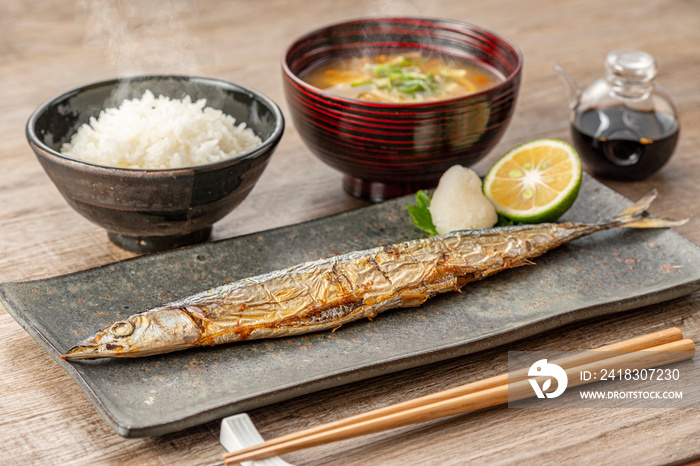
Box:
168;226;576;343
62;191;685;360
57;223;606;359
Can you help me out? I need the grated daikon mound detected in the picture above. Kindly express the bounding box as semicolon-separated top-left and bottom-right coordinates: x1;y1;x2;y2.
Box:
60;90;262;169
429;165;498;234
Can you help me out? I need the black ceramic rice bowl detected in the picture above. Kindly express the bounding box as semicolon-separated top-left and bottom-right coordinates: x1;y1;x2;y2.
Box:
26;75;285;253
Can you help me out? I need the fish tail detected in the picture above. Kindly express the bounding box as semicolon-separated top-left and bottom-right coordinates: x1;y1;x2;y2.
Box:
604;189;688;229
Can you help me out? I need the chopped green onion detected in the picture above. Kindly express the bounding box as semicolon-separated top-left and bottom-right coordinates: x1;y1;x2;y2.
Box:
352;57;456;100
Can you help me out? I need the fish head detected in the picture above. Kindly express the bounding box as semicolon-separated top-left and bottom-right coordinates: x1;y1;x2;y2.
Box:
62;306;203;360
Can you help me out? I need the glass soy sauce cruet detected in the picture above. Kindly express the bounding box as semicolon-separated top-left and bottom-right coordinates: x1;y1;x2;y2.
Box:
555;50;680;181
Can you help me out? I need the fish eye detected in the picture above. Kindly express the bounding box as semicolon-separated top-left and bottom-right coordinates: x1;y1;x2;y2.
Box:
110;321;134;337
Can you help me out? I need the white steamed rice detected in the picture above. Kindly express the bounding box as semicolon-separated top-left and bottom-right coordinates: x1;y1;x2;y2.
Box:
60;90;262;169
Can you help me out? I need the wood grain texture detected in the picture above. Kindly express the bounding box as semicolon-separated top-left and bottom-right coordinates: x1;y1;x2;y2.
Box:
0;0;698;464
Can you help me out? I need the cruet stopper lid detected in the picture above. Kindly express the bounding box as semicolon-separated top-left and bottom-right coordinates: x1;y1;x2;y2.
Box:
605;49;657;83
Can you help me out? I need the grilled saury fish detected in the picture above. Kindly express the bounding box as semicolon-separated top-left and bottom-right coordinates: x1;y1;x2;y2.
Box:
63;190;683;360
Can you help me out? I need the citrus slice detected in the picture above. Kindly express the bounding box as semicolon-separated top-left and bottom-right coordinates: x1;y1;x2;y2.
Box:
483;139;582;224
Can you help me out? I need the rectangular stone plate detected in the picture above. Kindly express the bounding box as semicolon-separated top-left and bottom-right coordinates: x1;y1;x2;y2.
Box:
2;176;700;437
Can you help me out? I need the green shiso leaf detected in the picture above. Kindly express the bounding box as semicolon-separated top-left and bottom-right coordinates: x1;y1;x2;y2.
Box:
407;190;439;236
495;214;516;227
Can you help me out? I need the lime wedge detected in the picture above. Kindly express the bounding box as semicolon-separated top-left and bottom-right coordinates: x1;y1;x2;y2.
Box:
483;139;582;223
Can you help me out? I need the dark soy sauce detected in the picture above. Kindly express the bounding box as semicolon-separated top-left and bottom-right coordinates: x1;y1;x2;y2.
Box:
571;106;679;181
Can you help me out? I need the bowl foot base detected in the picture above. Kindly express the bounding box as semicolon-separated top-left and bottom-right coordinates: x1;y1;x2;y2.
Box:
108;227;212;253
343;176;437;203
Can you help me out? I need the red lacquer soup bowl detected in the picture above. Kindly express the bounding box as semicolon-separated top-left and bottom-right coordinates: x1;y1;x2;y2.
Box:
282;18;523;202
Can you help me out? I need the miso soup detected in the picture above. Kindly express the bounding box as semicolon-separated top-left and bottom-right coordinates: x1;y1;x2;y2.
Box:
303;52;502;103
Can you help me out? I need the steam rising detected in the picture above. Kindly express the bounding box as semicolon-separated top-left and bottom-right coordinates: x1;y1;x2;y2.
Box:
78;0;201;76
360;0;422;16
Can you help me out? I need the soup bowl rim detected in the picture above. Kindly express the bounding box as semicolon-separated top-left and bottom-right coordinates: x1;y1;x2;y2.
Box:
281;16;523;108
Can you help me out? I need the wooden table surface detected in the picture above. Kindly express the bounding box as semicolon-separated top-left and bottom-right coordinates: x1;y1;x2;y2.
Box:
2;0;699;464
